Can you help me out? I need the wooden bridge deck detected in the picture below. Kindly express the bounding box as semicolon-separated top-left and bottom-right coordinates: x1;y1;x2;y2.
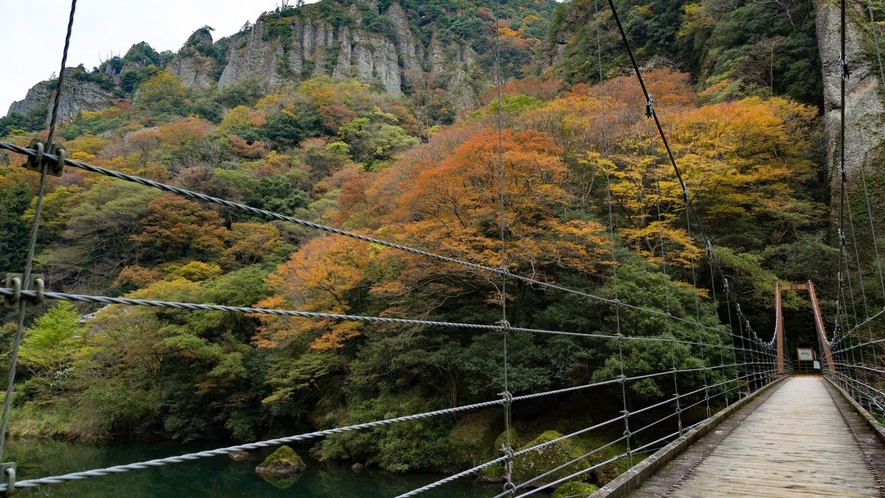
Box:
626;376;885;497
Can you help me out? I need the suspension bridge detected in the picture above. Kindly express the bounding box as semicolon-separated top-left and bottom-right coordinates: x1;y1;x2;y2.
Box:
2;0;885;496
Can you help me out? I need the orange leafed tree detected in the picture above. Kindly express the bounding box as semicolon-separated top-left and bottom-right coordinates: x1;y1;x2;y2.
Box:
131;194;227;262
253;236;377;350
391;128;609;277
256;127;610;350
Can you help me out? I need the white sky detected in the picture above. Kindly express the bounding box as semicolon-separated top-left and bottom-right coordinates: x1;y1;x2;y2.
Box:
0;1;318;116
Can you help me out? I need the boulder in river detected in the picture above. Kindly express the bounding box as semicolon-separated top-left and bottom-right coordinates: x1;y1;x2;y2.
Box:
255;446;307;488
228;450;249;461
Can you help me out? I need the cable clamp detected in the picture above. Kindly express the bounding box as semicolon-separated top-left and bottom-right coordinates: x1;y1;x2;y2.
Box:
23;140;65;177
3;274;44;306
840;55;850;81
623;429;632;438
497;320;511;331
645;95;654;118
682;186;689;203
706;240;713;256
619;374;627;384
497;266;511;277
498;390;513;405
32;277;45;305
3;275;21;308
723;279;729;291
0;462;15;496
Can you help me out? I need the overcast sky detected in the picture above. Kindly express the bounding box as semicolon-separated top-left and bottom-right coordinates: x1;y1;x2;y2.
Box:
0;0;318;116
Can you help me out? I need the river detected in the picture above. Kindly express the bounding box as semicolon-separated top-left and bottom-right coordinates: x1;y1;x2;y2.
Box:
3;439;533;497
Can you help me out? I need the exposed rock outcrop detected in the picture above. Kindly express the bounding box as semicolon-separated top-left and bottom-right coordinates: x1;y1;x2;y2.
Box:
172;53;218;90
218;10;407;95
7;2;489;118
7;77;114;123
218;18;288;90
818;1;885;183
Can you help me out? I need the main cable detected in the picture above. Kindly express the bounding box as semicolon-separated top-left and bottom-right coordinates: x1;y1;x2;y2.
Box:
0;0;78;462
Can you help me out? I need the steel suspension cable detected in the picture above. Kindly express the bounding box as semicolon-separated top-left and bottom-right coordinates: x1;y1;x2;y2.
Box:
595;0;634;469
0;0;78;463
493;2;515;493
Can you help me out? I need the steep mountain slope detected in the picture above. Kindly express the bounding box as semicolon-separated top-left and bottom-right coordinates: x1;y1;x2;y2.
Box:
6;0;557;124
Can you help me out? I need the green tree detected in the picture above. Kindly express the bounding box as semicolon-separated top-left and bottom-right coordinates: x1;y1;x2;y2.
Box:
139;72;189;114
19;302;85;398
0;180;32;272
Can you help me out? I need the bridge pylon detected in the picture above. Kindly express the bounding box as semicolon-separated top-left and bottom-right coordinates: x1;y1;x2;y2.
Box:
774;281;836;375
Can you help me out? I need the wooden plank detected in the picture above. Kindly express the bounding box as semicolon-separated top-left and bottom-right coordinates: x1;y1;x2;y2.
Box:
626;376;885;497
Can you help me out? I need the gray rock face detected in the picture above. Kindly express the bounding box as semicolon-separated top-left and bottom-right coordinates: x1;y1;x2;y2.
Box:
190;29;214;47
386;3;424;88
817;2;885;184
427;38;479;109
218;18;286;90
7;82;52;117
215;3;483;103
7;2;487;118
218;12;407;95
7;78;114;123
172;54;217;90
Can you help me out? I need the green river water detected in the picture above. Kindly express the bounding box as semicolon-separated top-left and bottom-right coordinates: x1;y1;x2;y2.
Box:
3;439;534;497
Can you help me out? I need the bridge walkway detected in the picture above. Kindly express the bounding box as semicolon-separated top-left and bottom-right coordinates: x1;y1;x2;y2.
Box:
625;376;885;497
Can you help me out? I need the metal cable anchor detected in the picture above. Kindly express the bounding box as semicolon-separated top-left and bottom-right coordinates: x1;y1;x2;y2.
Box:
3;274;44;307
0;462;15;496
23;141;65;177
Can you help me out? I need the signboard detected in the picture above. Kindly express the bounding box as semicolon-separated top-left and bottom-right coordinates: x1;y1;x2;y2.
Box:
797;348;814;361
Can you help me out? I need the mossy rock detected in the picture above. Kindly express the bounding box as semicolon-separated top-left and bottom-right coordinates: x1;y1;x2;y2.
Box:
479;428;522;482
447;409;502;468
494;427;520;452
256;445;307;476
552;481;598;497
512;430;590;485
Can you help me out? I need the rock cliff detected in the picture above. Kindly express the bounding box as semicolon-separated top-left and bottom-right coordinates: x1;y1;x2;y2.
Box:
5;1;502;119
217;3;457;97
171;28;219;90
7;77;114;124
817;1;885;183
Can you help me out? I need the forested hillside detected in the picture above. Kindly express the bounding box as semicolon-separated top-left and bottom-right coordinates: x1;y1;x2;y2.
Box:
0;0;880;490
